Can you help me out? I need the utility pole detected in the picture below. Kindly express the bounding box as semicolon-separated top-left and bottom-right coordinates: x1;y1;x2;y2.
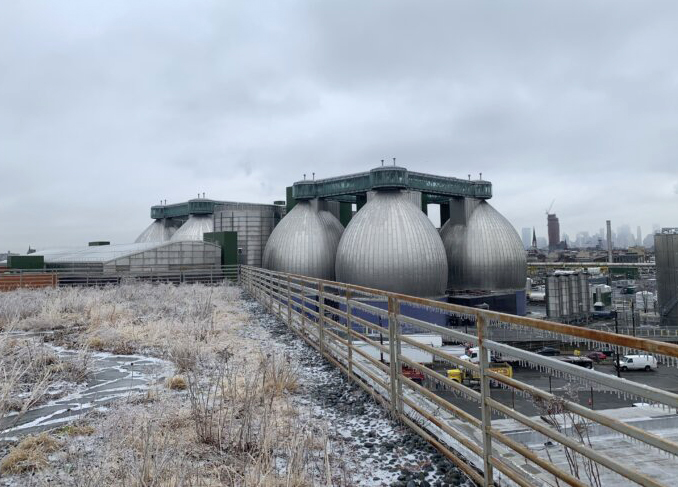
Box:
614;311;620;377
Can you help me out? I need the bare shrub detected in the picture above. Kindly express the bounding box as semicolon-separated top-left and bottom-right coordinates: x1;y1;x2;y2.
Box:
532;384;602;487
167;340;200;372
262;352;299;396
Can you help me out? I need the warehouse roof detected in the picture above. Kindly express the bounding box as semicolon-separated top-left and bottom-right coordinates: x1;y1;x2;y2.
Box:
29;241;216;264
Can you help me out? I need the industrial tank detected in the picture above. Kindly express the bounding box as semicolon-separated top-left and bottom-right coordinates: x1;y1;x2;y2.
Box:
135;220;174;243
262;201;343;280
213;203;284;266
441;201;526;291
170;215;214;241
654;230;678;326
335;190;448;297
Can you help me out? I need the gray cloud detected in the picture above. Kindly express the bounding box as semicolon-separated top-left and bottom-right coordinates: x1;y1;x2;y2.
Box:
2;1;678;251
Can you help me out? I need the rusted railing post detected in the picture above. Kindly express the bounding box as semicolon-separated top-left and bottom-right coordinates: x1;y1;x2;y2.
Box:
268;273;273;312
277;275;282;318
286;274;292;326
318;282;325;357
477;313;494;486
346;287;354;383
388;296;401;415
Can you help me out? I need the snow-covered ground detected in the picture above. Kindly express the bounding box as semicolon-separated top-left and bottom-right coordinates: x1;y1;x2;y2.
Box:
0;283;471;486
240;296;472;487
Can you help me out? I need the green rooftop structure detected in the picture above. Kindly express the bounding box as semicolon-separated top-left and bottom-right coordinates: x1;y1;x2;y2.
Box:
288;165;492;226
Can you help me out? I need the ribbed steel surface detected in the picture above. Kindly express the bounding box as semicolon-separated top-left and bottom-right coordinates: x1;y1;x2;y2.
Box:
655;233;678;325
262;202;343;280
214;203;283;267
135;220;174;243
335;190;448;297
170;215;214;241
441;201;526;291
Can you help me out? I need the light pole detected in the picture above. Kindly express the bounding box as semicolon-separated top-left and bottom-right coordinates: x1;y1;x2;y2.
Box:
614;310;620;377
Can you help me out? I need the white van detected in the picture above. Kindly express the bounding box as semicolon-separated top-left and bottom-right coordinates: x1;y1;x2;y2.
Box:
460;347;490;365
616;355;658;371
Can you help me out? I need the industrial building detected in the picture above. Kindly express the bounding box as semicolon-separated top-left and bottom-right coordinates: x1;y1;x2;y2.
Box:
655;228;678;326
212;202;285;266
26;241;221;272
10;197;284;274
545;270;591;323
7;165;528;317
262;165;527;314
547;213;560;250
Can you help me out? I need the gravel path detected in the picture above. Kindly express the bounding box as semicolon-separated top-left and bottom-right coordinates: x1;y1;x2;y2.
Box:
240;294;472;487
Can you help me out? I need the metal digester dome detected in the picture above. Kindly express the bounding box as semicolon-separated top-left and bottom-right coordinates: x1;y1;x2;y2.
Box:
170;215;214;241
441;200;526;291
262;201;343;280
335;190;448;297
135;220;174;243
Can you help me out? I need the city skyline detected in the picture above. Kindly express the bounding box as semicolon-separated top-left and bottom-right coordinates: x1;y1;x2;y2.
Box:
522;220;663;249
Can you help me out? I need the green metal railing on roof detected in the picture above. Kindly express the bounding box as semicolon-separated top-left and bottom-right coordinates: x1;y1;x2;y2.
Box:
151;199;224;219
291;166;492;201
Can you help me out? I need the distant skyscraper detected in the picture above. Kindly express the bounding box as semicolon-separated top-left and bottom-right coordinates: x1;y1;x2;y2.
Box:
532;228;537;249
521;227;531;249
636;226;642;246
547;214;560;249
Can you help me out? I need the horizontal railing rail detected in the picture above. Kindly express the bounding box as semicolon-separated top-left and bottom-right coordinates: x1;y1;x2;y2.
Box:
241;265;678;487
0;265;239;290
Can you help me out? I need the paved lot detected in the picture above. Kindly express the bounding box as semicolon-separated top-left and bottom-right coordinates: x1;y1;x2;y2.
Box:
433;361;678;421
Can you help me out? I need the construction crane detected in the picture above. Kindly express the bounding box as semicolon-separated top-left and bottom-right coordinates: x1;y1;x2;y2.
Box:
545;199;555;215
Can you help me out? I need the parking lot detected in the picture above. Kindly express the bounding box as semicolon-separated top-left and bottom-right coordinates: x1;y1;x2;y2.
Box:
432;358;678;421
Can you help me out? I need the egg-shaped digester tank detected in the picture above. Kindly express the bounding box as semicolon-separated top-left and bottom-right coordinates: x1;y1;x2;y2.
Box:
135;220;174;243
170;215;214;241
441;200;526;291
262;201;343;280
335;190;448;297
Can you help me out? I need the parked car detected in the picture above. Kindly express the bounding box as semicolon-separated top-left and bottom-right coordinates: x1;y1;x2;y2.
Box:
587;351;607;362
615;355;658;371
596;349;616;358
535;346;561;356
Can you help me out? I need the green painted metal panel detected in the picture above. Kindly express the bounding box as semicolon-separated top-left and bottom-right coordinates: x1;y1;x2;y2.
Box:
340;202;353;227
8;255;44;270
203;231;238;267
440;202;450;226
356;193;367;211
286;186;297;213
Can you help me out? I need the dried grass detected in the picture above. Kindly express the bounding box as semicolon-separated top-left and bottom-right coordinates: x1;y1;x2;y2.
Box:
0;333;91;421
0;282;348;486
167;376;187;390
58;423;95;437
0;433;61;474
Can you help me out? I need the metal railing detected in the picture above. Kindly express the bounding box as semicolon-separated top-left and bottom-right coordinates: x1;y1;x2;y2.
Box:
241;265;678;487
0;265;239;290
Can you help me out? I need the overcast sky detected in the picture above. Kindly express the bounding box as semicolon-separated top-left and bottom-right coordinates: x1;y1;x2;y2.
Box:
2;1;677;251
